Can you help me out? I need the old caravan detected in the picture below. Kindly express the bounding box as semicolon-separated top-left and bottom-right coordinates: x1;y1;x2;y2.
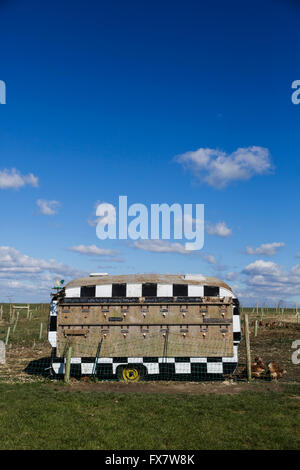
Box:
48;274;241;381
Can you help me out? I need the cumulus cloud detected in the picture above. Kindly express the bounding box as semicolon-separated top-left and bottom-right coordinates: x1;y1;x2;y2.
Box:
132;240;217;264
133;240;191;255
175;146;273;188
37;199;60;216
0;168;38;190
68;244;123;262
206;221;232;237
243;259;282;276
0;246;84;278
245;242;285;256
201;253;217;265
68;244;118;257
239;258;300;303
0;246;87;301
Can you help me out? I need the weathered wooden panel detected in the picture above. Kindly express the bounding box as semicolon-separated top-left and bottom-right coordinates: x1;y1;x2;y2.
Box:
56;322;233;358
57;302;233;326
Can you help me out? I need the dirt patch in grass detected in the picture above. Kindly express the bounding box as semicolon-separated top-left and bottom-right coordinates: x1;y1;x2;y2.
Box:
0;344;52;383
52;378;293;395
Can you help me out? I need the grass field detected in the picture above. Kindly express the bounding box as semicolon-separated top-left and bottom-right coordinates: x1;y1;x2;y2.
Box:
0;382;300;450
0;303;299;450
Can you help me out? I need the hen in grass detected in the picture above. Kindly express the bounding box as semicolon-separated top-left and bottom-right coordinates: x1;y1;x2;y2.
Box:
267;361;287;380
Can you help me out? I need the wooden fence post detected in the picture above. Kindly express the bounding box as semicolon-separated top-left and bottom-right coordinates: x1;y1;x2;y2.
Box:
39;322;43;340
244;313;252;381
254;319;258;337
12;319;18;334
64;346;72;384
5;326;10;345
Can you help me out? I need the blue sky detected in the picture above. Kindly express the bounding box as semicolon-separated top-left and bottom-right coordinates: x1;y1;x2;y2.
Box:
0;0;300;304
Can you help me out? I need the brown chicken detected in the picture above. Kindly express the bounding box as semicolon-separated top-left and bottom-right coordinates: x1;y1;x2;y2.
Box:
251;356;266;378
267;361;287;380
240;356;266;378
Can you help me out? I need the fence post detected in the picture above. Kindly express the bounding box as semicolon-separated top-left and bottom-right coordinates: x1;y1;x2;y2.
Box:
254;319;258;337
64;346;72;384
260;306;264;321
244;313;252;381
12;319;18;334
39;322;43;340
92;338;103;380
5;326;10;345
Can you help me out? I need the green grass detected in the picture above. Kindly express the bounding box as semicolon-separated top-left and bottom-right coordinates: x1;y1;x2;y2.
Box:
0;303;49;346
0;382;300;449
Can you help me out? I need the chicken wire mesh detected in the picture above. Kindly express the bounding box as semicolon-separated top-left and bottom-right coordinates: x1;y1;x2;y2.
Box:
0;303;299;383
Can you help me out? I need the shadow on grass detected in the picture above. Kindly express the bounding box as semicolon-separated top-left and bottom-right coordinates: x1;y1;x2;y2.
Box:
24;357;52;378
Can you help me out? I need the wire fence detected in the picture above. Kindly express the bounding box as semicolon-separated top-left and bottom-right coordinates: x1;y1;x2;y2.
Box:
0;303;299;383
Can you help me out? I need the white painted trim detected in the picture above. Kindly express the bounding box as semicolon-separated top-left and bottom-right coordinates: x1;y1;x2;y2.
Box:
157;284;173;297
65;287;81;298
96;284;112;297
188;285;204;296
175;363;191;374
126;283;142;297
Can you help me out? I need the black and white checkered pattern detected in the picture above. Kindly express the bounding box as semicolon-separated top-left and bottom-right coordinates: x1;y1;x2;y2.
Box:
48;286;241;379
65;283;234;299
51;345;239;378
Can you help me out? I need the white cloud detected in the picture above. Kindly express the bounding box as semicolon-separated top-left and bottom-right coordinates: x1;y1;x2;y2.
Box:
0;246;84;278
68;244;123;263
133;240;191;255
206;221;232;237
175;146;273;188
243;259;282;276
0;168;38;190
68;244;118;257
239;259;300;303
37;199;60;216
132;240;216;265
201;253;217;265
245;242;285;256
0;246;87;301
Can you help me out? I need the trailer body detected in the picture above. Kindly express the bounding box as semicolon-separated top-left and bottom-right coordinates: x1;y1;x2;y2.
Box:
48;274;241;380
